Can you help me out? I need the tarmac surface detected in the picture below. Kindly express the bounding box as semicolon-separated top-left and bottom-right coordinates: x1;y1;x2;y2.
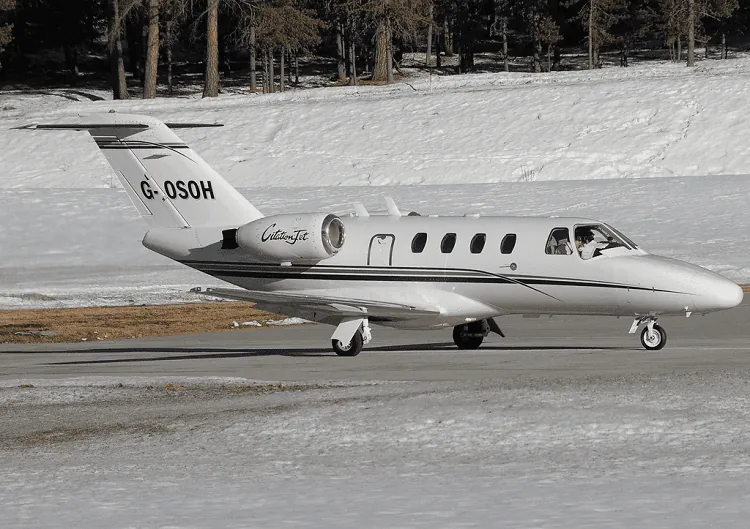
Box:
2;299;749;383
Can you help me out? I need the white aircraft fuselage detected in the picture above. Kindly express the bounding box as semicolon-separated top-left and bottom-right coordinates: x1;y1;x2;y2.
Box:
145;214;742;327
22;114;743;355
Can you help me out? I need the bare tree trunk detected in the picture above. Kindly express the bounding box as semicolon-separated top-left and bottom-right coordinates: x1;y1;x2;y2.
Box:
270;47;275;93
588;0;594;69
444;19;453;57
548;46;554;72
288;49;293;86
721;32;726;59
249;25;257;92
203;0;219;98
533;15;542;73
373;20;390;83
386;25;394;84
262;47;268;93
336;23;347;81
687;0;695;66
502;18;508;72
435;21;442;68
279;46;285;92
107;0;129;99
64;45;80;77
295;53;299;85
143;0;159;98
166;34;173;95
349;39;357;85
677;35;682;63
426;2;433;68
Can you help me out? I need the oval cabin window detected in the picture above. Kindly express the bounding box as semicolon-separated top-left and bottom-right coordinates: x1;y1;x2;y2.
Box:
441;233;457;253
501;234;517;254
470;233;486;254
411;233;427;253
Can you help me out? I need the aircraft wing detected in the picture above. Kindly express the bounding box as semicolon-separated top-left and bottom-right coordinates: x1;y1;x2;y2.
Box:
191;287;441;318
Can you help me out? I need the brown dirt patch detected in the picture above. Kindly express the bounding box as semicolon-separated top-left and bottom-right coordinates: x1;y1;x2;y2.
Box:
0;303;287;344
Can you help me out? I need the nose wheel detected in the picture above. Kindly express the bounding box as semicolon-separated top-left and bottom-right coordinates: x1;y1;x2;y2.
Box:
630;317;667;351
640;324;667;350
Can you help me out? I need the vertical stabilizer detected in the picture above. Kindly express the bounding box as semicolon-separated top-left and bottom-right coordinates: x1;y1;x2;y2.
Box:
25;114;263;228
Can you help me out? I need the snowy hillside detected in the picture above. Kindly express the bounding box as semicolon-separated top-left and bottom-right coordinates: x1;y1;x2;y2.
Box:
3;57;750;189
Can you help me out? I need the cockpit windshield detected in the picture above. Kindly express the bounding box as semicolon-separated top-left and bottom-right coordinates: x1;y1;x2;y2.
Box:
574;224;637;259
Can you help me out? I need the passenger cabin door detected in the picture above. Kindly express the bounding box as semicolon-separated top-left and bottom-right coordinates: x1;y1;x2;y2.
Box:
368;234;395;266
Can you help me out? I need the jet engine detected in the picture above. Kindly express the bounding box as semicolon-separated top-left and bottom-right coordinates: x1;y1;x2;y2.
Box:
233;213;346;262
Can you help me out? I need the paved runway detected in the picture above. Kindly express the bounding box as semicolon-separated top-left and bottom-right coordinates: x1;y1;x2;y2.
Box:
2;300;749;383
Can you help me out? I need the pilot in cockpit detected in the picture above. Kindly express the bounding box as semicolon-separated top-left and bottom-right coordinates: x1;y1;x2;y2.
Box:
576;228;604;260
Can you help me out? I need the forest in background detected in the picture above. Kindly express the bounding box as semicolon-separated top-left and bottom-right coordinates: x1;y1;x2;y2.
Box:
0;0;749;98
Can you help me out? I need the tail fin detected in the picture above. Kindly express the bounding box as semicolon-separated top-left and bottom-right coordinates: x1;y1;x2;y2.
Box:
23;113;263;228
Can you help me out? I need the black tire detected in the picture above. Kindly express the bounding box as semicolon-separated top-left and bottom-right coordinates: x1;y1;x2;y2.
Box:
332;331;364;357
453;322;485;350
640;324;667;351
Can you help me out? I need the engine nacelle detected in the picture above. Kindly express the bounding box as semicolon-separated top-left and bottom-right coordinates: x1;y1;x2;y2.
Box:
235;213;345;262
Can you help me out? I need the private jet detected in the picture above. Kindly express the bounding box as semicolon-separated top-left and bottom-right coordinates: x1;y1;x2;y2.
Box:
21;114;743;356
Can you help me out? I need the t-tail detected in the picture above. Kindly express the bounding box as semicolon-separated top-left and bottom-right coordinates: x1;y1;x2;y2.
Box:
19;113;263;228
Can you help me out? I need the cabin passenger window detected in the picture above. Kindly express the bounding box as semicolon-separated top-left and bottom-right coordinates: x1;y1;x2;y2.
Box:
470;233;486;254
545;228;573;255
441;233;457;253
411;233;427;253
500;234;517;254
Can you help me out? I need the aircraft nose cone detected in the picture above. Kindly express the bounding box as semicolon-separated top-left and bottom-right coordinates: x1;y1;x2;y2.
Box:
695;276;744;312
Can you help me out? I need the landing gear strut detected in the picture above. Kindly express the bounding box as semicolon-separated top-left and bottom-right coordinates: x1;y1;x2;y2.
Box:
630;316;667;351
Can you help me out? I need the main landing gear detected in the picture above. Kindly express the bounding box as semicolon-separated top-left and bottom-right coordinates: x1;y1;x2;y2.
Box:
331;318;372;357
630;316;667;351
452;319;505;350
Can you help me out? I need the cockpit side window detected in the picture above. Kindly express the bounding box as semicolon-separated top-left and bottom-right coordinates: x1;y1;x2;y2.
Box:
545;228;573;255
606;225;638;249
575;224;632;259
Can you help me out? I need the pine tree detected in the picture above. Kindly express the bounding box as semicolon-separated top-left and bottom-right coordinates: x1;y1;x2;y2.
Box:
569;0;628;69
348;0;428;83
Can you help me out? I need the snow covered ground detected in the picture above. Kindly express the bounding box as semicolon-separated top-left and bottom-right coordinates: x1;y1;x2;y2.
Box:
3;374;750;528
1;57;750;307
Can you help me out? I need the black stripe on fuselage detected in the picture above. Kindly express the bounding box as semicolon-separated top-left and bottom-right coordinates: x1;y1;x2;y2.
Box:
177;260;688;295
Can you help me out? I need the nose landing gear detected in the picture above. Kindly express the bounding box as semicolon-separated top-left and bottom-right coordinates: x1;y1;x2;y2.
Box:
630;316;667;351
